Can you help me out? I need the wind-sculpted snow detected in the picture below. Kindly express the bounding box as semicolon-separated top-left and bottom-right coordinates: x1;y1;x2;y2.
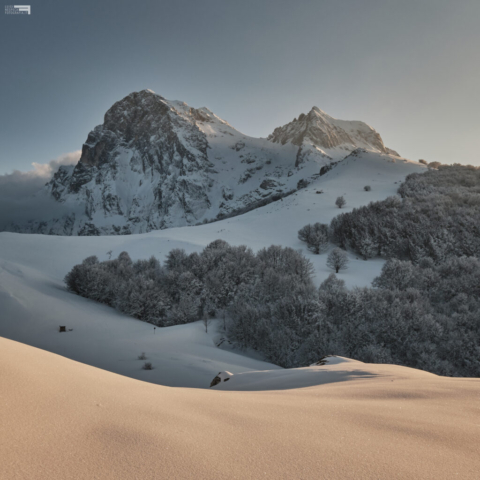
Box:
3;336;480;480
8;89;400;235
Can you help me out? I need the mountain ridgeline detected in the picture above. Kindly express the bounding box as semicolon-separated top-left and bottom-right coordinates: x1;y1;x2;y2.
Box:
11;89;399;235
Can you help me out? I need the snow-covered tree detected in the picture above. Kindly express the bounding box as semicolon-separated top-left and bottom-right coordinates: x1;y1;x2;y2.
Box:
298;223;329;254
335;196;346;208
326;248;349;273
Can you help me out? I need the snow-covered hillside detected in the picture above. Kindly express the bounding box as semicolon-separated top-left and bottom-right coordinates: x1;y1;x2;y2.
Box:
8;89;401;235
0;149;425;387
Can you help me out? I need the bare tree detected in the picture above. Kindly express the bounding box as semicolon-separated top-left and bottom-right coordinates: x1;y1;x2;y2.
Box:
220;308;227;331
335;196;346;208
326;248;349;273
202;313;212;333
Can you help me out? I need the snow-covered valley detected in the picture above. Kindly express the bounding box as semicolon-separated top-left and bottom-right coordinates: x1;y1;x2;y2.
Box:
0;149;425;388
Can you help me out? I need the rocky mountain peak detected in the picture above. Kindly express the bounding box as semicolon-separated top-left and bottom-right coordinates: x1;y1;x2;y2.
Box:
307;106;332;119
8;90;400;236
268;107;387;154
102;89;167;132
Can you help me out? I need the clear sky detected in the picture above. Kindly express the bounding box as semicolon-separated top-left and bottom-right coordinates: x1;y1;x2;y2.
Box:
1;0;479;175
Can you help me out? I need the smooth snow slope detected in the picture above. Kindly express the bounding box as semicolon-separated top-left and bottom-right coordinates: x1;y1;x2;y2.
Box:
0;150;426;387
2;337;479;480
0;257;277;387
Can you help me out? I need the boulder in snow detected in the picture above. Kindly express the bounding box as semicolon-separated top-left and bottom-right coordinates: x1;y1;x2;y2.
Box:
210;371;233;387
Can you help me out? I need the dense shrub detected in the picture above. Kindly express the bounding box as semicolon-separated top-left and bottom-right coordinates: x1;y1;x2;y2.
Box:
335;196;346;208
298;223;329;254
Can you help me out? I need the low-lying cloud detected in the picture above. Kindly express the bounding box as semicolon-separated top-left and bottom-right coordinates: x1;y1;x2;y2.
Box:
0;151;81;230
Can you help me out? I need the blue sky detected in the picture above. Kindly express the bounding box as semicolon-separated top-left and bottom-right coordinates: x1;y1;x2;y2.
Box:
1;0;479;175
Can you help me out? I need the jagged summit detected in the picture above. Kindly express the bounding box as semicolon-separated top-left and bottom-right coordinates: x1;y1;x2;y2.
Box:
308;106;333;118
269;107;386;150
9;90;401;236
267;105;392;167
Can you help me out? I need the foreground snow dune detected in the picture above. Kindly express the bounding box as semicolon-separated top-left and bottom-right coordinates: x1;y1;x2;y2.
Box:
1;337;479;480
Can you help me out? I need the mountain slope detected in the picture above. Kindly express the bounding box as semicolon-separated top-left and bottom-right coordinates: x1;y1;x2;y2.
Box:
0;150;426;388
9;90;400;235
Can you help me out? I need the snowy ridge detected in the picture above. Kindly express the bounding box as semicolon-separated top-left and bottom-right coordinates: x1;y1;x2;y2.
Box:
210;357;377;391
8;89;401;235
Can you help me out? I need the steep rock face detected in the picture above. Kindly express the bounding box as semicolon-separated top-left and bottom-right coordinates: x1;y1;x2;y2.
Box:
44;91;214;234
10;91;399;236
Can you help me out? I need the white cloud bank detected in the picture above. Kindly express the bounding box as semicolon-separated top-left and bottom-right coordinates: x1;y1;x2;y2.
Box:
0;151;81;230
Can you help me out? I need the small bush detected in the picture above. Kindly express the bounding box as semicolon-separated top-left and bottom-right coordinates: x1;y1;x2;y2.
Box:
142;362;153;370
138;352;147;360
364;185;371;191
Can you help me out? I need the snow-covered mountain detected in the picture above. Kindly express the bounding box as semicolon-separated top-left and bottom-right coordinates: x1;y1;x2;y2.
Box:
10;89;399;235
268;106;399;166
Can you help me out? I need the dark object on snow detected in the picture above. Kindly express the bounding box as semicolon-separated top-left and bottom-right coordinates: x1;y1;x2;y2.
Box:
319;165;331;176
210;371;233;387
310;355;333;366
59;326;66;332
210;374;221;388
142;362;153;370
297;179;309;189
